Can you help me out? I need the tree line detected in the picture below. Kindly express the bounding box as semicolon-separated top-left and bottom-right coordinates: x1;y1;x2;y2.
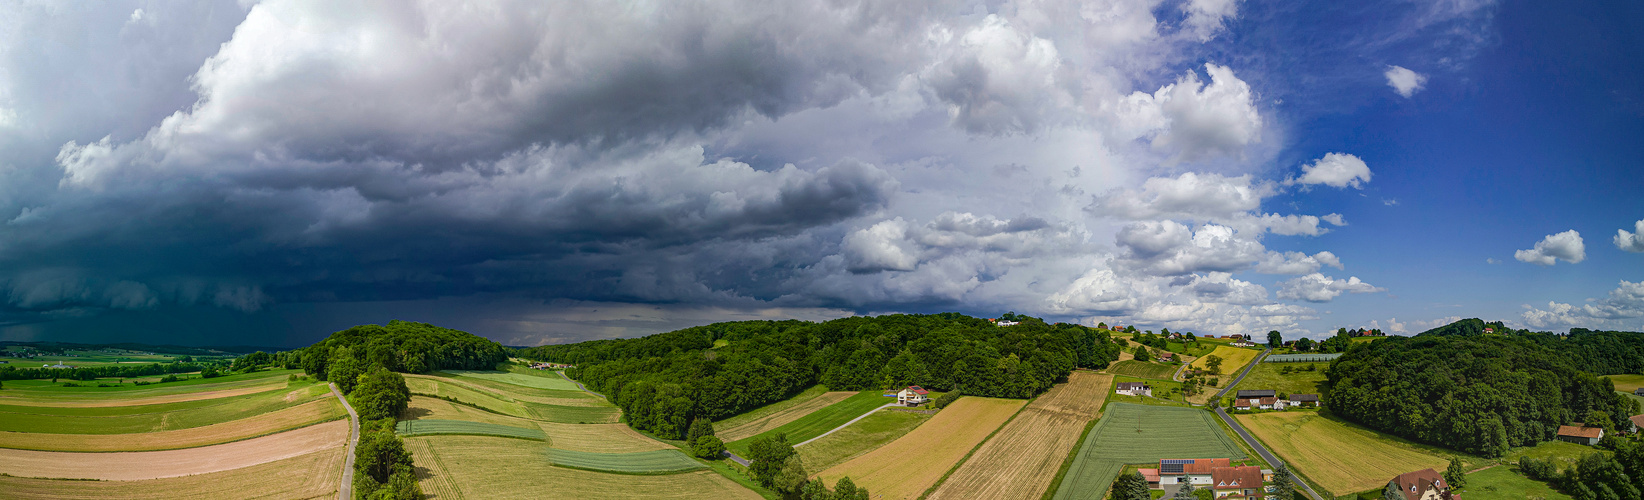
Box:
1324;333;1639;457
0;360;226;381
516;313;1124;439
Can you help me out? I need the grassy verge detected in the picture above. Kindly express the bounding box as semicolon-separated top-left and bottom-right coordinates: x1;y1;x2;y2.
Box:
727;391;889;456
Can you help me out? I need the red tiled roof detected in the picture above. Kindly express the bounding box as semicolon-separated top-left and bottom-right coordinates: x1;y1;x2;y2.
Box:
1139;468;1161;483
1157;458;1231;475
1211;466;1263;491
1629;414;1644;429
1259;397;1278;405
1558;425;1603;439
906;385;930;395
1390;468;1446;500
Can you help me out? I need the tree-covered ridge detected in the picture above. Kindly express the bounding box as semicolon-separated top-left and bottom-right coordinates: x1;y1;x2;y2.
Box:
517;313;1123;439
1417;318;1644;375
1325;334;1640;457
298;320;508;377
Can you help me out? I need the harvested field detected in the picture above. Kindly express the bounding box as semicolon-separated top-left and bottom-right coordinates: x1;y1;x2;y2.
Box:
538;421;675;453
1237;411;1451;497
816;396;1026;500
546;448;707;474
398;419;546;441
1052;403;1245;500
0;419;347;480
1190;346;1260;376
0;382;332;434
446;370;582;391
714;385;828;430
1604;374;1644;392
928;371;1113;500
404;395;535;426
430;375;602;406
525;400;621;423
0;370;297;404
796;410;932;473
718;391;856;441
407;435;761;499
0;446;345;500
0;397;344;452
728;391;890;455
0;380;288;408
1106;360;1178;380
405;374;530;417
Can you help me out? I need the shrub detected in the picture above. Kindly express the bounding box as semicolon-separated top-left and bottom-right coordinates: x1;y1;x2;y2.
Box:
692;436;725;459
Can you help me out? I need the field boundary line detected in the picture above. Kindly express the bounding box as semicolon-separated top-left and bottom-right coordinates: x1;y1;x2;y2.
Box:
792;402;895;447
917;396;1034;500
331;383;358;500
1042;416;1100;500
557;371;607;399
412;437;465;500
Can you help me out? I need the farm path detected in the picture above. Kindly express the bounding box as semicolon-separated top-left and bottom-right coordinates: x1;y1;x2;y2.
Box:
332;383;359;500
722;449;751;466
1214;407;1323;500
558;370;606;399
793;403;897;447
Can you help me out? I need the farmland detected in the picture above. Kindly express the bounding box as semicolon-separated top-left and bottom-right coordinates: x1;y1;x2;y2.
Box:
406;435;762;499
719;389;857;441
796;409;933;472
547;448;708;474
714;385;829;429
1604;373;1644;392
0;419;349;480
1235;410;1451;497
0;396;344;451
444;368;583;391
1052;403;1246;500
727;391;891;455
1106;360;1178;380
1109;375;1190;406
1189;346;1260;376
0;446;347;500
0;381;333;434
0;369;299;404
815;396;1026;500
1233;362;1329;397
405;373;621;423
397;418;547;440
927;371;1113;500
1462;465;1571;500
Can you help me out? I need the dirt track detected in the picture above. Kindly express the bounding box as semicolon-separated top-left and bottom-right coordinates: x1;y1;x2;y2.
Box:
0;419;348;480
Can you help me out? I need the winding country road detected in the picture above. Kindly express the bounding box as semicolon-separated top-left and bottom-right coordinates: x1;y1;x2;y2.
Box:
1208;348;1327;500
330;383;360;500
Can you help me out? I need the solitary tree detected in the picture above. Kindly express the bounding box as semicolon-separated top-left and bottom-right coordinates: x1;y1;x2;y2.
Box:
1112;471;1150;500
1205;355;1224;374
1273;463;1296;500
692;435;725;459
1133;346;1150;362
1173;479;1197;499
1383;480;1405;500
1444;457;1467;490
1268;330;1282;348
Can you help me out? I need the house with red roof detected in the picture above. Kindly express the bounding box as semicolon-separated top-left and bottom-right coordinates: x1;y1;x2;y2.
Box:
1211;465;1264;498
1157;458;1230;487
896;386;930;406
1557;424;1604;445
1386;468;1451;500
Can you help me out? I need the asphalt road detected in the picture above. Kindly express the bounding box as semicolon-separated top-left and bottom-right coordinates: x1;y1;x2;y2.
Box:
1209;348;1326;500
330;383;360;500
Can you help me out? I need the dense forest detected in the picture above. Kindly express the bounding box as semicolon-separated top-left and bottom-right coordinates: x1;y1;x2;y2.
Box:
1325;332;1640;457
1418;318;1644;375
296;320;508;379
516;313;1123;439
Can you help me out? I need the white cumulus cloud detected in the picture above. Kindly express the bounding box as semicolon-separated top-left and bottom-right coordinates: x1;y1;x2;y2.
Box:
1276;273;1385;302
1287;152;1372;189
1615;219;1644;253
1384;65;1427;97
1514;230;1586;265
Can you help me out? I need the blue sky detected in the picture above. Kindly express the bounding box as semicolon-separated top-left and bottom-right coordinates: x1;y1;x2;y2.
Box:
0;0;1638;347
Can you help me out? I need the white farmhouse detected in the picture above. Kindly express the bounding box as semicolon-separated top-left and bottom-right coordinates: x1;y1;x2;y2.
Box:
897;385;930;406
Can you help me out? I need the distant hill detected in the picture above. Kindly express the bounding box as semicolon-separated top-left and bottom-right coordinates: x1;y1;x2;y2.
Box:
1415;318;1644;375
0;340;277;356
515;313;1125;440
294;320;509;376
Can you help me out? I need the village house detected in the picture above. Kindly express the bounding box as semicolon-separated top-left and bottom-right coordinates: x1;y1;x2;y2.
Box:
1211;465;1265;498
1288;394;1320;407
1387;468;1450;500
896;385;930;406
1635;388;1644;396
1138;468;1162;490
1557;424;1605;445
1156;458;1230;487
1116;382;1153;397
529;362;573;370
1158;352;1175;362
1627;414;1644;434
